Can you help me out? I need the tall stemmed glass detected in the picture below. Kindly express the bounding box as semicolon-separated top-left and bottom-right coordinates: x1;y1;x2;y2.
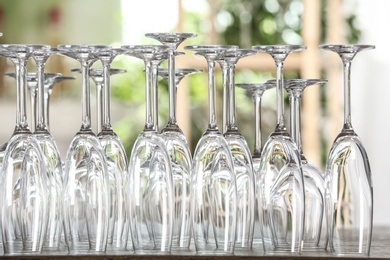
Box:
57;44;111;253
184;45;237;254
251;45;306;253
319;44;374;256
122;45;174;254
28;48;66;252
218;49;257;250
91;47;130;252
158;68;202;250
235;82;275;247
0;44;49;253
284;79;328;251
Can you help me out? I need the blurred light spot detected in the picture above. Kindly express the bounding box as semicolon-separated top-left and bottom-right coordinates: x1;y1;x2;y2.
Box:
284;11;300;30
265;0;280;13
262;18;276;35
216;10;233;33
282;29;302;44
240;11;252;24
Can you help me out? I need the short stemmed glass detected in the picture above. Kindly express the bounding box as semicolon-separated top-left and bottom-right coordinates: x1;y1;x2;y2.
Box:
251;45;306;253
0;44;49;254
184;45;237;254
91;47;130;252
319;44;374;256
122;44;174;254
235;82;275;247
158;68;202;251
57;44;111;253
218;49;257;250
284;79;328;251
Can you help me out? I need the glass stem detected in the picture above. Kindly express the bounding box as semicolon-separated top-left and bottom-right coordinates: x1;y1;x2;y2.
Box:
96;81;103;134
167;49;177;126
15;59;29;131
44;88;51;132
220;61;229;134
144;60;155;131
227;62;237;131
207;58;218;131
290;89;303;155
275;59;286;132
29;85;37;132
102;62;112;131
253;92;262;157
342;59;353;132
151;60;160;132
81;60;92;131
36;61;47;132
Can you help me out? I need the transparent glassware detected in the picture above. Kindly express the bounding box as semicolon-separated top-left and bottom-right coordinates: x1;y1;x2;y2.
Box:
184;45;237;254
88;47;130;252
218;49;257;250
0;44;49;254
284;79;328;251
319;44;374;256
158;68;202;251
251;45;306;253
57;44;111;253
235;82;275;247
122;44;174;254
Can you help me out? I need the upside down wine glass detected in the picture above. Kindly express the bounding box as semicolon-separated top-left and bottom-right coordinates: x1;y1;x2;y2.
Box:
58;44;111;253
0;44;49;254
184;45;237;254
122;45;174;254
235;82;275;247
219;49;257;250
158;67;202;250
252;45;306;253
284;79;328;251
92;47;130;252
320;44;374;256
146;32;198;251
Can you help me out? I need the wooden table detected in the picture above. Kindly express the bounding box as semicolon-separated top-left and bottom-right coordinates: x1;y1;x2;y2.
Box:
0;226;388;260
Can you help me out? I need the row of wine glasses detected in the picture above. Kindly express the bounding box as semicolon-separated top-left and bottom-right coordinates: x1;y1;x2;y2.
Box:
0;34;374;257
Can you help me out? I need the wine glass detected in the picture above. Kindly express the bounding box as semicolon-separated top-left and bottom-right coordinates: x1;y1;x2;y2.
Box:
122;44;174;254
89;46;130;252
235;82;275;247
251;45;306;253
0;44;49;254
284;79;328;251
218;49;257;251
57;44;111;253
319;44;374;256
184;45;237;254
158;68;202;251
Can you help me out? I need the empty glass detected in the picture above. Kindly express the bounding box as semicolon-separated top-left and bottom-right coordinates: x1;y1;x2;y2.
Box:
158;68;202;251
184;45;237;254
58;44;111;253
320;44;374;256
0;44;50;254
284;79;328;251
252;45;306;253
235;82;275;247
218;49;257;250
122;44;174;254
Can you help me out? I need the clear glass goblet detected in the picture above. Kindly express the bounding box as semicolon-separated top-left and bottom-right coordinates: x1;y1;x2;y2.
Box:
284;79;328;251
57;44;111;253
158;68;202;251
319;44;374;256
184;45;237;254
86;55;130;251
251;45;306;253
0;44;49;254
122;44;174;254
218;49;257;251
235;82;275;248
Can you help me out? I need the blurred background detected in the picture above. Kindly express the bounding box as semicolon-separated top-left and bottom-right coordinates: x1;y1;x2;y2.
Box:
0;0;388;225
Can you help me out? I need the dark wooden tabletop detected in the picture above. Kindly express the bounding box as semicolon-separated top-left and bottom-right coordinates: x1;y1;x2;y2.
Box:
0;226;388;260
